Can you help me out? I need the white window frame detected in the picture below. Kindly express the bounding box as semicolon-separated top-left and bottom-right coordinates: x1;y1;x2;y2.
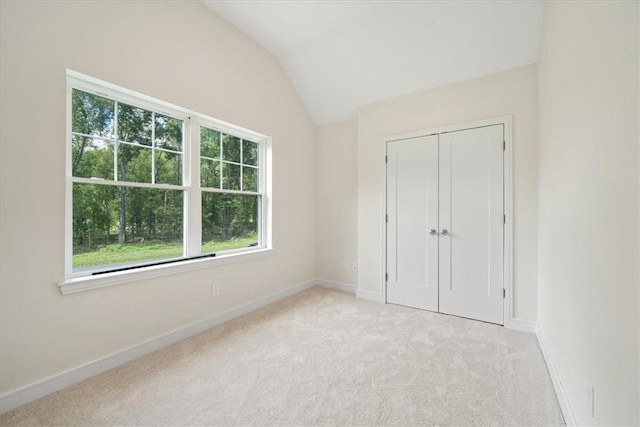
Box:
60;70;273;294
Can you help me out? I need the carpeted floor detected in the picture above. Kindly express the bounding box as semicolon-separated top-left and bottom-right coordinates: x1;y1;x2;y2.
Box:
0;287;564;426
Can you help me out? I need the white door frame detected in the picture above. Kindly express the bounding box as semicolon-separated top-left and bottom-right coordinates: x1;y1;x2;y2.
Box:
381;115;514;328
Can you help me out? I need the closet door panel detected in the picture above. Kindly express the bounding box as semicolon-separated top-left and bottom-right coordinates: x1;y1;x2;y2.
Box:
438;125;504;325
386;135;438;311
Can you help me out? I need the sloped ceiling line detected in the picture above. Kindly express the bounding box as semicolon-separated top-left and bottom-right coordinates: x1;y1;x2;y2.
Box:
203;1;543;125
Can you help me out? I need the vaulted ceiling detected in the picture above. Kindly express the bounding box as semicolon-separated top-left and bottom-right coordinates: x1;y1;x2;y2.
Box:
203;1;544;125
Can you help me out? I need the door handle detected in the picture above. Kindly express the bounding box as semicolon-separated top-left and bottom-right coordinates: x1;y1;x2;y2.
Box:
440;229;449;236
429;229;437;235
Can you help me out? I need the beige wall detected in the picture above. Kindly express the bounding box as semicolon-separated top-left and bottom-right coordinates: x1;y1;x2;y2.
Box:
356;64;539;321
0;1;316;394
315;121;358;285
537;1;639;425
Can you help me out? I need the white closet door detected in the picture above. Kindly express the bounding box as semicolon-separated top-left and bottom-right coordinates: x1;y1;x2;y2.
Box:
386;135;439;311
438;125;504;325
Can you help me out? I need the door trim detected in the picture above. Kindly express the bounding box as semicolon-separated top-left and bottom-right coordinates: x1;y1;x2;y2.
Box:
381;116;514;328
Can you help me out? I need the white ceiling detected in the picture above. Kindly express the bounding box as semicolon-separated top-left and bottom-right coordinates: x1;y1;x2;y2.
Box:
203;1;544;125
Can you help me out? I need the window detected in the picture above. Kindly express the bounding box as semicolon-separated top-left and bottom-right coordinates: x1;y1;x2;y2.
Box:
66;71;270;282
200;127;262;254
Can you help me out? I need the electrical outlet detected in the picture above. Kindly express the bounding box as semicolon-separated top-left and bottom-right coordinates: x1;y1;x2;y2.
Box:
342;262;347;272
211;284;220;297
352;262;358;271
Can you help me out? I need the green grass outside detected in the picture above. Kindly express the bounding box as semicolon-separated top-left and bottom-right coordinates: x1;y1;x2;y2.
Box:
73;235;259;268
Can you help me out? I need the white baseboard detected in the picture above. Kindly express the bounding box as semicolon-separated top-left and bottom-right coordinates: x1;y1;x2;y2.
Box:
356;288;385;303
0;279;317;414
505;318;536;333
315;279;357;294
535;323;577;426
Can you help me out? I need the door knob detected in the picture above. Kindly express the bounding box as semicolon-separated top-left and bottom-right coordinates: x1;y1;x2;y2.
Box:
440;229;449;236
429;228;437;235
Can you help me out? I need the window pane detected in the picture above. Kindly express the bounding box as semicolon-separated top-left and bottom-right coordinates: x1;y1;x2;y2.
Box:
243;166;258;192
117;143;152;183
201;127;220;159
154;114;183;152
72;89;115;138
72;183;184;271
222;162;241;190
200;159;220;188
117;103;152;146
242;139;258;166
222;134;241;163
72;135;114;180
201;193;259;254
155;151;182;185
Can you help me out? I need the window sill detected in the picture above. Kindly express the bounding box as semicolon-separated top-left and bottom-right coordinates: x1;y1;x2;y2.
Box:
58;248;274;295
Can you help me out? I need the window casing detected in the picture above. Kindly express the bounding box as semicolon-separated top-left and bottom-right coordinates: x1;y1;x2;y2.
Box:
65;70;271;284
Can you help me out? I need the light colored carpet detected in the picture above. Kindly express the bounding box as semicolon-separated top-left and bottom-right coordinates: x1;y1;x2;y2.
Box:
0;287;564;426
